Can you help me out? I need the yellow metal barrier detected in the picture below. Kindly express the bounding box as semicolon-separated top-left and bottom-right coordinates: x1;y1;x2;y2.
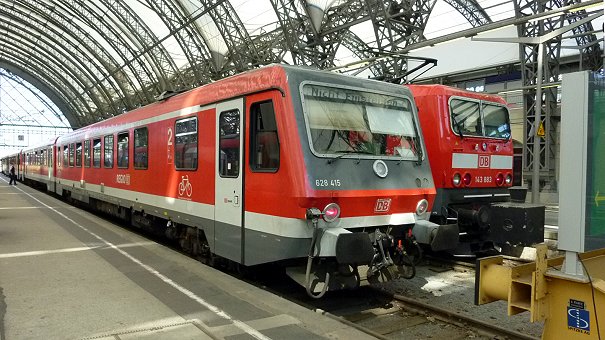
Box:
475;244;605;339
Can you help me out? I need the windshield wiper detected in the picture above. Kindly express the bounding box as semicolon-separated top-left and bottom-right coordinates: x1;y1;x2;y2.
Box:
327;150;374;164
451;114;465;139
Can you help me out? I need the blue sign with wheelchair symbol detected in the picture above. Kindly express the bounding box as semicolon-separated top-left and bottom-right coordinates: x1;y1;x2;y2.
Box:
568;307;590;332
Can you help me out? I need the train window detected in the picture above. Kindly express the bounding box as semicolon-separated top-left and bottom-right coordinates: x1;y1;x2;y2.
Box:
75;142;82;167
134;127;148;169
104;135;114;168
63;145;68;167
219;110;240;177
69;144;75;167
57;147;61;168
41;150;45;166
175;117;197;170
48;147;52;167
117;132;129;169
301;84;421;160
250;101;279;172
450;99;482;137
93;138;101;168
84;140;91;167
482;104;511;139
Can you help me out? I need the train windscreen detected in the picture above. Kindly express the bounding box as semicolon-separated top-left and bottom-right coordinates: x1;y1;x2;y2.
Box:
301;83;421;160
450;98;511;140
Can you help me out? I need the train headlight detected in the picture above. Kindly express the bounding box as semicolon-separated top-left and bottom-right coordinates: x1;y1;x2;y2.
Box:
452;173;461;187
496;173;504;186
463;173;472;186
322;203;340;223
505;174;512;185
416;199;429;215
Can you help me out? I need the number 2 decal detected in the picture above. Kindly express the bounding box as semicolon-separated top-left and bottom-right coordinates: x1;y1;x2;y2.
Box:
167;127;173;164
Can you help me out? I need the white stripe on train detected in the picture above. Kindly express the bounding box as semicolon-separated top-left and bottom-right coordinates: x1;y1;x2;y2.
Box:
56;178;419;239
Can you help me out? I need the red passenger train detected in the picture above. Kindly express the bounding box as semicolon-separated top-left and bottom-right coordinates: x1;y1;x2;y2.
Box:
409;85;544;255
3;65;452;297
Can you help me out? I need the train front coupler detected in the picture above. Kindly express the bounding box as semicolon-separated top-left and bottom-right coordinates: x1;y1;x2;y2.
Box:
297;206;375;298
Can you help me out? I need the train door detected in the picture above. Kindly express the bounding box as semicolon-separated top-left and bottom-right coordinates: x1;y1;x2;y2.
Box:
214;98;244;263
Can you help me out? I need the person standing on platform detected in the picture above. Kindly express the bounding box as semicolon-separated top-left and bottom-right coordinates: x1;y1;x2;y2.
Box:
9;163;16;185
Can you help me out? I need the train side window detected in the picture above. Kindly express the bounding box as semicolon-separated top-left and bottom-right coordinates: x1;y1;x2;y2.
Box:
57;147;61;168
93;138;101;168
134;127;148;169
250;100;279;172
48;147;52;167
219;110;240;178
175;117;197;170
104;135;114;168
84;140;91;167
75;142;82;167
63;145;68;167
117;132;129;169
69;144;75;167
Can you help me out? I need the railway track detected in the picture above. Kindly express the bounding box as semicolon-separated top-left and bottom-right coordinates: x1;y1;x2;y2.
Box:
300;286;538;340
264;255;544;340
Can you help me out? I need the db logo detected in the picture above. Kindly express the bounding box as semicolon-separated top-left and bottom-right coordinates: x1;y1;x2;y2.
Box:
375;198;391;213
478;155;490;168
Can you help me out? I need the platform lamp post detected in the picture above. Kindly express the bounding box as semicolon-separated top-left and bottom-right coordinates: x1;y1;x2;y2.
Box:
472;12;602;203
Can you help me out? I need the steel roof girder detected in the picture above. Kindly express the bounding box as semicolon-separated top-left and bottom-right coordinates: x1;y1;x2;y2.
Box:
0;22;103;115
22;0;139;112
145;0;216;85
4;2;126;117
102;0;185;92
442;0;492;27
0;50;91;127
57;1;156;104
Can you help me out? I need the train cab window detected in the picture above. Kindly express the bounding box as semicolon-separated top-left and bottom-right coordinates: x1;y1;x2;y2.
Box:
63;145;68;167
117;132;129;169
250;101;279;172
301;84;420;160
134;127;148;169
93;138;101;168
75;142;82;167
482;103;511;139
450;99;482;137
84;140;91;167
104;135;114;168
175;117;197;170
219;110;240;177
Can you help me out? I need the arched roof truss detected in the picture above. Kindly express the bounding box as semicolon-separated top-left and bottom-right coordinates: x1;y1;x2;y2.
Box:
0;0;600;130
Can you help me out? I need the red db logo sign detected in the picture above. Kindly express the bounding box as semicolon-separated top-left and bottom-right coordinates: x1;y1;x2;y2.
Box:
478;155;490;168
375;199;391;213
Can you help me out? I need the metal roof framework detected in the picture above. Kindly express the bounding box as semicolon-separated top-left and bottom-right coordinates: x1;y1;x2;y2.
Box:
0;0;601;130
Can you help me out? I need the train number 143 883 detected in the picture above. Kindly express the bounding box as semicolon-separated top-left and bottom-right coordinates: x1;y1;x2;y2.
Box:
475;176;492;183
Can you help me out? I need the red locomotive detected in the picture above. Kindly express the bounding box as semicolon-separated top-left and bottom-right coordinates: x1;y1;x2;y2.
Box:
4;65;452;297
409;84;544;255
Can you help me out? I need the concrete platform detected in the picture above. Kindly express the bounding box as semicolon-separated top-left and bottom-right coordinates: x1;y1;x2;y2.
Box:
0;177;376;340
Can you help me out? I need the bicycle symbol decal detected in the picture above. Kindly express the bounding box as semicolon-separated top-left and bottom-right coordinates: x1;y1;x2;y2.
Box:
178;175;193;197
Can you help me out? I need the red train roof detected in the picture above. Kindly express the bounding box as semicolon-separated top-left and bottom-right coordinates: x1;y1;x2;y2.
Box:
407;84;507;105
